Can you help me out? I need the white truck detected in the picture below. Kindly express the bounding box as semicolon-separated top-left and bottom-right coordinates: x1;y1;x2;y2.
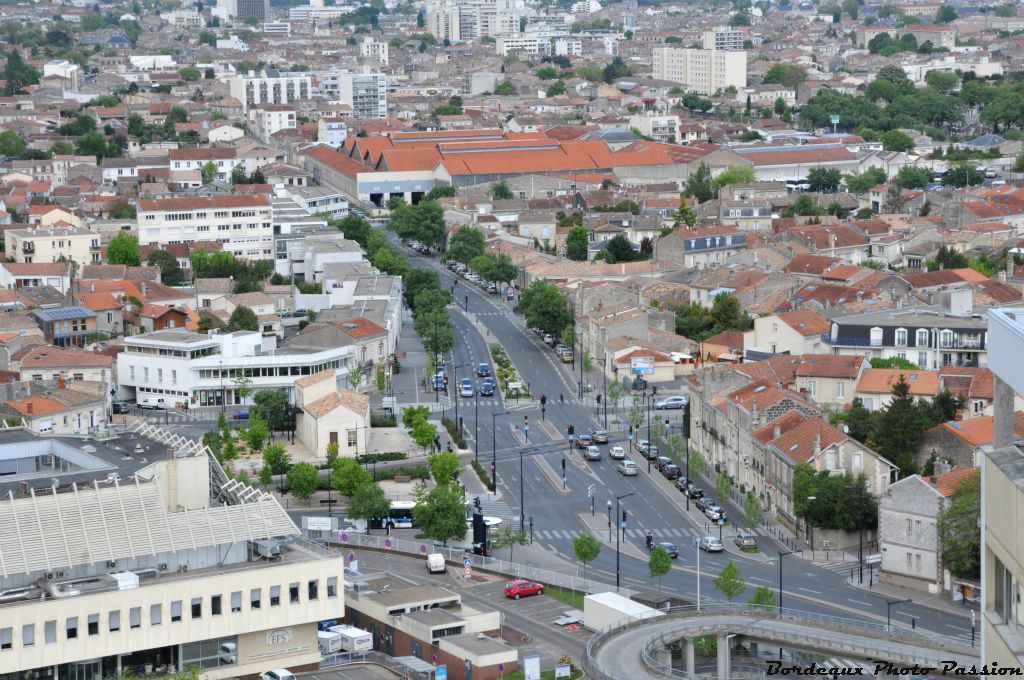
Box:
328;625;372;653
427;553;446;574
137;396;167;410
317;630;342;655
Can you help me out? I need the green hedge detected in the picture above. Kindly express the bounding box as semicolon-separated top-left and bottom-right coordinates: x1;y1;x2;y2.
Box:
357;451;406;464
376;464;430;481
441;417;467;449
370;414;397;428
471;460;492;488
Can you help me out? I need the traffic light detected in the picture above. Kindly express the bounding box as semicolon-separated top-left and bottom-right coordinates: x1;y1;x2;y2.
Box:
473;495;482;511
596;394;601;404
561;458;566;471
622;510;628;523
568;424;575;436
540;394;547;405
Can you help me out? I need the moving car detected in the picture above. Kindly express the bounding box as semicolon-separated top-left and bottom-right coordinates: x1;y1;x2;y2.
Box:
504;579;544;600
112;401;130;414
592;430;609;444
617;460;638;476
427;553;446;574
559;348;574;363
609;445;626;459
479;379;495;396
575;434;593;449
652;542;679;558
138;397;166;410
459;378;474;398
699;535;724;552
233;410;250;420
477;364;492;377
705;505;727;522
655;396;688;410
584;445;601;461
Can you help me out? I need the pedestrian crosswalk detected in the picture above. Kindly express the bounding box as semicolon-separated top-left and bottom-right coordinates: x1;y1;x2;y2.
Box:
814;559;860;574
533;526;704;541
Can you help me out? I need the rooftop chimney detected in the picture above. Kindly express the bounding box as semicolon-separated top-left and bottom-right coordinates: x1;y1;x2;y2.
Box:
26;401;32;415
813;432;821;454
773;424;781;439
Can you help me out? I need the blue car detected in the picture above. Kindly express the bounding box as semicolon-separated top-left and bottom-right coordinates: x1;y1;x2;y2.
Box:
233;410;250;420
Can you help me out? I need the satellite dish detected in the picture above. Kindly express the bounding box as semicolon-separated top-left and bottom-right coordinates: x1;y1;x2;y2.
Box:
843;425;850;434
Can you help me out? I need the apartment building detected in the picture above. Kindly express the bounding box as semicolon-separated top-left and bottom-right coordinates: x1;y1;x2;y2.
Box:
116;328;355;408
652;46;747;96
168;148;243;183
426;0;520;42
702;27;747;51
358;37;390;66
228;69;311;112
137;195;274;261
317;118;349;148
496;36;552;57
319;73;388;119
0;427;340;679
984;307;1024;667
252;105;297;143
628;113;680;144
4;225;100;266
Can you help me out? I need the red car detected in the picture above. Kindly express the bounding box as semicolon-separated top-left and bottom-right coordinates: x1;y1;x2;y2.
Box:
504;579;544;600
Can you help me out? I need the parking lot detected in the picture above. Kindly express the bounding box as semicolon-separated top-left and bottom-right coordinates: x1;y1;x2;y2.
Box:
466;578;591;642
305;666;401;680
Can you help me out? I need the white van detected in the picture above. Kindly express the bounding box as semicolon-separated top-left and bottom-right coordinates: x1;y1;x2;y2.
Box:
137;396;166;410
427;553;446;574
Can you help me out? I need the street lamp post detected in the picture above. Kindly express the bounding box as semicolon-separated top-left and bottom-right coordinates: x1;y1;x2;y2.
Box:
451;362;470;436
615;492;634;589
519;446;525;531
433;318;439;404
777;549;803;610
806;496;817;559
219;360;225;414
606;499;612;542
474;386;479;463
848;483;865;584
886;598;912;632
602;354;608;429
491;410;510;494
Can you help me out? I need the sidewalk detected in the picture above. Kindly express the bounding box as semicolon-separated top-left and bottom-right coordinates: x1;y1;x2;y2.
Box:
844;570;978;618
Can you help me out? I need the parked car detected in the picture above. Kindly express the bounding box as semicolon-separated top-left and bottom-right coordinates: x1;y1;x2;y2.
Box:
487;283;498;294
584;445;601;461
459;379;474;398
112;401;130;414
477;364;492;377
592;430;609;444
651;542;679;558
685;484;704;499
542;333;554;345
699;535;724;552
559;348;574;363
662;464;682;480
479;379;495;396
695;497;715;512
233;410;250;420
705;505;727;522
609;445;626;459
674;478;690;493
734;530;758;549
655;456;672;472
260;671;296;680
618;459;638;476
575;434;593;449
504;580;544;600
636;440;659;458
655;396;688;410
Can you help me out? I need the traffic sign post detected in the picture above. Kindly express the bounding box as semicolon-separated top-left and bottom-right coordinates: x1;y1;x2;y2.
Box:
463;557;472;579
718;518;725;540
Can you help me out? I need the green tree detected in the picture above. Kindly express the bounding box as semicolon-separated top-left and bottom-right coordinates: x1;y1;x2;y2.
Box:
713;165;756;191
629;397;646;431
573;533;601;581
935;244;968;269
412;419;438;453
286;462;319;499
937;469;980;579
714;560;746;601
748;585;777;607
489;180;514;200
744;491;763;526
262;441;290;488
0;130;26;157
716;472;733;502
413;482;467;545
179;66;200;81
252;389;289;431
535;65;559;80
875;374;927;474
807;167;843;193
108;232;141;266
348;361;365;390
350;482;391;533
995;4;1016;16
519;279;571;336
147;249;184;286
844;167;887;193
333;457;372;497
880;129;915;152
428;450;461;485
842;0;859;19
447;226;486;264
602;56;631;83
648;544;672;592
566;227;590;260
245;415;269;453
491;525;529;560
545;79;567;97
200;161;218;184
4;49;39;93
603;234;640;264
606;380;624;416
943;164;983;188
231;164;248;185
935;5;957;22
495;79;516;95
403;405;432;429
762;63;807;88
925;70;959;93
895;165;932;189
672;199;697;229
331;214;372;247
227;306;259;332
684;162;715;203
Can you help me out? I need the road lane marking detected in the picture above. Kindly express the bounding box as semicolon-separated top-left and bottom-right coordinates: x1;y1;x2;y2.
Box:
847;599;870;606
944;624;970;633
750;577;772;584
797;587;822;594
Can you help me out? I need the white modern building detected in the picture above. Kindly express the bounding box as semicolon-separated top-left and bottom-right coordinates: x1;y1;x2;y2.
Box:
228;70;312;112
137;195;274;261
702;27;747;50
0;426;341;679
116;329;355;408
317;117;349;148
359;37;390;66
318;73;388;119
652;46;747;96
252;105;298;143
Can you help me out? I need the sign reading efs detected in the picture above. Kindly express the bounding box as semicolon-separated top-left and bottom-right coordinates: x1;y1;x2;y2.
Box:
266;628;293;645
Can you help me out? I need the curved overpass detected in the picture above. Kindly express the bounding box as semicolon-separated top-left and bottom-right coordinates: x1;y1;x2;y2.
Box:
584;604;979;680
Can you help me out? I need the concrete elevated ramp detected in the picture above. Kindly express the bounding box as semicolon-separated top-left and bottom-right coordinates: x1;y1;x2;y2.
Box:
584;604;979;680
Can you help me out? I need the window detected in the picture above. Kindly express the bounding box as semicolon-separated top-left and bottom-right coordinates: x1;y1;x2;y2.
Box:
270;586;280;606
916;329;929;347
347;429;357;447
906;553;913;570
88;614;99;636
150;604;162;626
836;382;845;398
22;624;33;647
129;607;141;629
918;352;928;369
66;618;78;639
231;591;242;612
327;577;338;598
144;367;149;381
251;588;261;609
158;368;163;383
0;628;10;650
995;555;1013;623
191;597;202;619
289;582;300;604
308;580;319;601
109;611;120;632
807;380;816;397
130;365;135;380
170;601;182;622
44;621;56;644
915;554;921;572
906;518;912;534
895;328;907;346
212;595;222;616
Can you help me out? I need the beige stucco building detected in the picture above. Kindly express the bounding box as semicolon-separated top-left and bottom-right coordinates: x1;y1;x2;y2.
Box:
652;46;747;96
5;225;101;266
295;369;370;460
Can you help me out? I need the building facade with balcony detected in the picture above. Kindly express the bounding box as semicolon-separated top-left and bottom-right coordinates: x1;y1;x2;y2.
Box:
822;290;989;370
137;195;274;262
4;226;101;267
